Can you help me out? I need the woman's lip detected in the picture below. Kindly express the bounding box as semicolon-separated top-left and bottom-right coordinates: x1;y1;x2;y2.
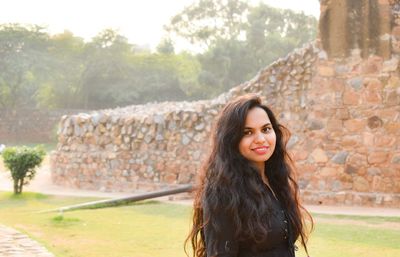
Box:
252;146;269;154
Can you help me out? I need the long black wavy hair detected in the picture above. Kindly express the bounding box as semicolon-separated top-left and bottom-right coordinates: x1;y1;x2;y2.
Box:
185;94;313;257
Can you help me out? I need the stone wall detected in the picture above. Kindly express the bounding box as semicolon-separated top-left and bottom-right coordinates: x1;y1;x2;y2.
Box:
294;54;400;207
51;2;400;207
232;46;400;207
0;109;87;143
50;43;317;193
50;100;223;192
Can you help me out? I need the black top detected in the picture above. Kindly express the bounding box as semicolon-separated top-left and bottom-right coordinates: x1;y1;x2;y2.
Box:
203;187;295;257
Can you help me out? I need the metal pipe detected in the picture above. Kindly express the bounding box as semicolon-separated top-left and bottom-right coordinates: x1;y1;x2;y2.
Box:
38;184;194;213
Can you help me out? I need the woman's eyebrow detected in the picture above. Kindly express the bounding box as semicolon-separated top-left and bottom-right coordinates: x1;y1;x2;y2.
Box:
244;123;271;129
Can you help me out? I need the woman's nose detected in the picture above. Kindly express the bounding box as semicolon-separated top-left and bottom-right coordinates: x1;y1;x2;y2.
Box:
254;132;265;143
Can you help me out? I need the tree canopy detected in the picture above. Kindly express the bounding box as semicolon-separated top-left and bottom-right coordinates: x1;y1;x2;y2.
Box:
166;0;317;92
0;1;317;110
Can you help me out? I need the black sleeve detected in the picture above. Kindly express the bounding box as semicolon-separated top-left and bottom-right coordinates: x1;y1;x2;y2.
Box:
203;207;239;257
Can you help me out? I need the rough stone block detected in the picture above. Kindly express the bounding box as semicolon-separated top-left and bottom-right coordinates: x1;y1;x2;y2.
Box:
343;90;361;105
331;151;349;164
353;176;370;192
311;148;329;163
368;152;389;164
344;119;366;132
318;65;336;77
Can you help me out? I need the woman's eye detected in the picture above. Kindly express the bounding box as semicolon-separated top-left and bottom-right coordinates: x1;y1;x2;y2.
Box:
262;127;271;133
243;130;252;136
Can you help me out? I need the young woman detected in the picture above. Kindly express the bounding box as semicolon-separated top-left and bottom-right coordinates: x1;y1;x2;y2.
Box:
186;94;313;257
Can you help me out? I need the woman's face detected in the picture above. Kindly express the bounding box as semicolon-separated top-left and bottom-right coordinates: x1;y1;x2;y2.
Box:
238;107;276;172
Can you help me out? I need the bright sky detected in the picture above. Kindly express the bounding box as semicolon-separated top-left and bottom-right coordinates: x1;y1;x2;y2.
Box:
0;0;320;51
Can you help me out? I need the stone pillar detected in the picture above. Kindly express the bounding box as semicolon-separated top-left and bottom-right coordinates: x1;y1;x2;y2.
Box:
378;0;392;59
319;0;393;59
360;0;371;58
320;0;349;58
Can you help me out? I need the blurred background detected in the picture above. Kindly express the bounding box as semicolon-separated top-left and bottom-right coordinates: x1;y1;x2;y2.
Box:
0;0;318;111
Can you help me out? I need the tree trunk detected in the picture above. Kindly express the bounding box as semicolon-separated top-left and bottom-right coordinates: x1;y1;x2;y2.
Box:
18;177;24;194
13;179;19;194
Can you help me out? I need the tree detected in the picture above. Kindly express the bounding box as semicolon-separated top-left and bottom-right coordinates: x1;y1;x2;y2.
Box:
126;53;200;104
156;38;175;54
165;0;249;50
165;2;317;97
36;30;86;109
77;29;202;107
2;146;46;194
173;52;202;98
0;24;50;109
246;4;318;70
79;29;135;109
197;39;254;95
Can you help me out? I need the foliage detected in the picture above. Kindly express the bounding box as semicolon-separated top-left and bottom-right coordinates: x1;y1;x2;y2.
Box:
1;145;46;194
126;53;201;104
156;38;175;54
0;2;317;110
166;0;318;95
165;0;249;49
197;38;254;94
0;23;50;109
79;29;135;109
245;3;317;70
35;30;86;109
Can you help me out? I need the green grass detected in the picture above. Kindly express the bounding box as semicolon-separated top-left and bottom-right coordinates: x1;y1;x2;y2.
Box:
0;192;399;257
0;192;192;257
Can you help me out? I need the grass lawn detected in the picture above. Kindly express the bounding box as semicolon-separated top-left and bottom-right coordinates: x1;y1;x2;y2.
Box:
0;192;399;257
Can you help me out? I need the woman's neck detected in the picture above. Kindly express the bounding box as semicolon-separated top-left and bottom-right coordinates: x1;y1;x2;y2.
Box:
258;166;278;200
254;162;265;175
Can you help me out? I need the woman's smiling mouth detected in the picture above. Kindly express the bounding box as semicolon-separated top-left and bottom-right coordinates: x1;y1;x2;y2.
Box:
252;146;269;155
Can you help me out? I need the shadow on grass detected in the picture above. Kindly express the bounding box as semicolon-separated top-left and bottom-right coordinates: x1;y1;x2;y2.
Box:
68;199;191;220
73;199;163;211
7;192;49;200
0;192;50;209
51;215;82;227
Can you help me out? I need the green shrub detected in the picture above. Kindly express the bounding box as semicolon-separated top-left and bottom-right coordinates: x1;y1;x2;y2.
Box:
1;146;46;194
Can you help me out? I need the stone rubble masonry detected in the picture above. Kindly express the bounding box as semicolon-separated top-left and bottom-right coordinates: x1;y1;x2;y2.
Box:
50;43;318;195
51;2;400;207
